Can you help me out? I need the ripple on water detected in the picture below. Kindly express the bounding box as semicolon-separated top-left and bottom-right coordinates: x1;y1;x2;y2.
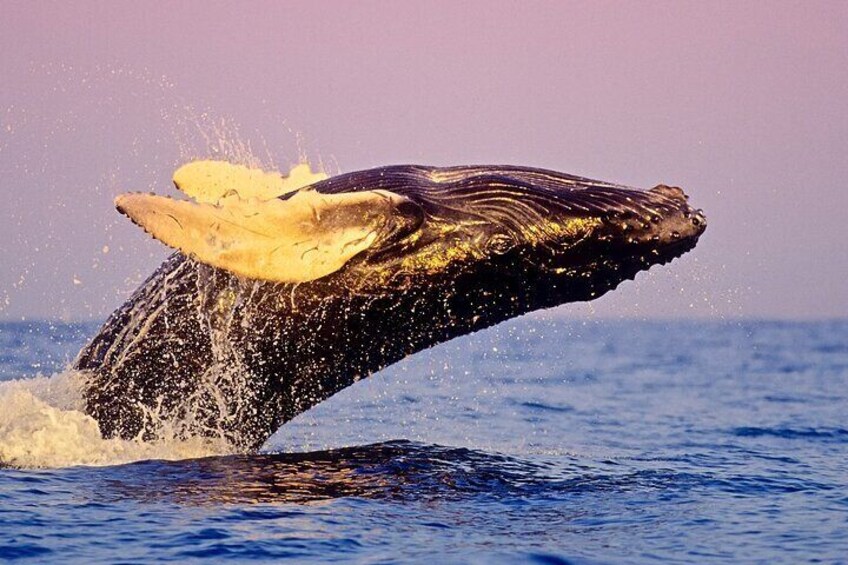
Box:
731;426;848;441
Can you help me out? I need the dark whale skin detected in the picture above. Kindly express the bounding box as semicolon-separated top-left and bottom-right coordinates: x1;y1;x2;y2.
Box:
75;164;707;451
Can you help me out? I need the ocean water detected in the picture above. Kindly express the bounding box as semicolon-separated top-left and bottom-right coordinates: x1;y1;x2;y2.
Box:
0;317;846;563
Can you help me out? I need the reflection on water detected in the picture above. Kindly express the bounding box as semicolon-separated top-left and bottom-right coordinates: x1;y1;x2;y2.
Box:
78;439;823;508
87;441;564;505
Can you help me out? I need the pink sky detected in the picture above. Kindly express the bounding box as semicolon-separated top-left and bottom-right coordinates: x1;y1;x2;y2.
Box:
1;1;846;320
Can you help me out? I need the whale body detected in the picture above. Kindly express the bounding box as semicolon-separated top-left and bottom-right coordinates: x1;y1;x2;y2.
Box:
75;162;707;451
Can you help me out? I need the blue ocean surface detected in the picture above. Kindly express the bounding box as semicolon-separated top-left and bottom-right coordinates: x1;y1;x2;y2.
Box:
0;318;846;563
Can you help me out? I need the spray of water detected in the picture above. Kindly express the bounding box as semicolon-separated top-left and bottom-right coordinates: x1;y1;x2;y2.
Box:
0;370;230;468
0;65;328;468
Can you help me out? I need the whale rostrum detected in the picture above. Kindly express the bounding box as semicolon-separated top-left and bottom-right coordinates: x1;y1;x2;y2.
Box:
75;162;707;451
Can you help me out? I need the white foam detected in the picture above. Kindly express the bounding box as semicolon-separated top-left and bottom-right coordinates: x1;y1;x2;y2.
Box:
0;371;232;469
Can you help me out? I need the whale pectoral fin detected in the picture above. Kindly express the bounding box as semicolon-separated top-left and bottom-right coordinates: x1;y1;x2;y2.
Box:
172;161;329;204
114;189;415;283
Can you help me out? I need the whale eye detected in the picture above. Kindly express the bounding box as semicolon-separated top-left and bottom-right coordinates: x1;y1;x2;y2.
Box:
487;233;516;255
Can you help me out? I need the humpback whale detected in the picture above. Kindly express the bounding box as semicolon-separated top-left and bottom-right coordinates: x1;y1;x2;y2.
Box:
75;162;706;451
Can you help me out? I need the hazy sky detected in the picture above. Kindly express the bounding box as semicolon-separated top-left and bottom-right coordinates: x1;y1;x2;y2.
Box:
1;1;846;321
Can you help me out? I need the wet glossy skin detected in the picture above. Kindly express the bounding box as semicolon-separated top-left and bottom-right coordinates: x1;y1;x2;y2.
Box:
75;165;706;451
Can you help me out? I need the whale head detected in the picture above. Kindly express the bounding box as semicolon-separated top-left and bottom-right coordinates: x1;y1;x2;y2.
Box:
115;162;705;304
328;166;707;304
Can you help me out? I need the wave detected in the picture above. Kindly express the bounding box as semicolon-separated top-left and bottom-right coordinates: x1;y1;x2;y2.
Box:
731;426;848;441
10;439;836;508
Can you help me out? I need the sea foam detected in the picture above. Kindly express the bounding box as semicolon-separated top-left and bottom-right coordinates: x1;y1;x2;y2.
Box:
0;371;230;468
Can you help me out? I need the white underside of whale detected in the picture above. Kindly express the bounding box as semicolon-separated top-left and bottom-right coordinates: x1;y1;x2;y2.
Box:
115;161;408;284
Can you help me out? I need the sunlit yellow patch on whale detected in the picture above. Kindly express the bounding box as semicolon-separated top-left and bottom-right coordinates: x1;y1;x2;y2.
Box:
172;161;328;204
115;186;408;284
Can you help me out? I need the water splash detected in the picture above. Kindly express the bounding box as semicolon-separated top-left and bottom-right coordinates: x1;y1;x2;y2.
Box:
1;62;324;323
0;370;230;469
